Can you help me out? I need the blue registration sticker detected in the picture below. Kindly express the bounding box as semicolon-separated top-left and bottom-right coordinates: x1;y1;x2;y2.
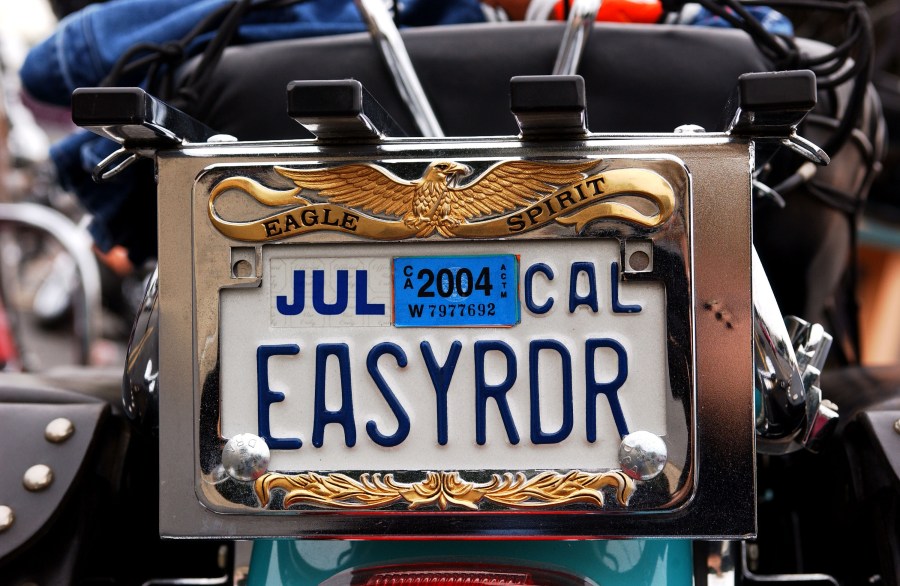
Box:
393;255;519;327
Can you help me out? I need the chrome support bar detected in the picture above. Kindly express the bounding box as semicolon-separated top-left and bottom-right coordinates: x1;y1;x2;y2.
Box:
353;0;444;137
0;203;102;366
753;247;838;454
740;542;839;584
552;0;601;76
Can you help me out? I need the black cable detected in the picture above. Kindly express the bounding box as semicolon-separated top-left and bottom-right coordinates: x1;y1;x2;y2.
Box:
698;0;874;158
100;1;238;89
176;0;254;106
801;27;860;66
799;10;863;77
720;0;792;59
819;2;873;157
100;0;316;101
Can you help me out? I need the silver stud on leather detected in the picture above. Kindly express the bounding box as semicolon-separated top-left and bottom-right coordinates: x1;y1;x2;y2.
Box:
23;464;53;491
0;505;13;532
45;418;75;443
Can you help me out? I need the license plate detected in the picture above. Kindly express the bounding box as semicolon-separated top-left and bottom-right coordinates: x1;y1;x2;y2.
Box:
220;240;667;475
159;144;755;538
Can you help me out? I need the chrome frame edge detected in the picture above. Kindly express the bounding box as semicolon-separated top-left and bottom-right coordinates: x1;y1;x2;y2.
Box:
157;133;754;539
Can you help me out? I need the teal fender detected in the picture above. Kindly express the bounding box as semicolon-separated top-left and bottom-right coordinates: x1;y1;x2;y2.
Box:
247;539;694;584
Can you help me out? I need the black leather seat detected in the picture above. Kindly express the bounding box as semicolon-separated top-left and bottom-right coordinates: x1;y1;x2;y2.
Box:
179;22;772;139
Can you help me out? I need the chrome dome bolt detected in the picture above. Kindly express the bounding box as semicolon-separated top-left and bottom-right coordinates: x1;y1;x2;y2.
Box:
618;431;667;481
222;433;271;482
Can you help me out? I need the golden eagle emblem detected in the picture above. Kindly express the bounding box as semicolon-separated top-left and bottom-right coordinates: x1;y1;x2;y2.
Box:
274;159;599;237
207;159;677;242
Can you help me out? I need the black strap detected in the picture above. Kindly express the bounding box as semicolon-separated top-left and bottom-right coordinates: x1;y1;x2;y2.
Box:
101;0;313;109
100;1;238;93
173;0;254;109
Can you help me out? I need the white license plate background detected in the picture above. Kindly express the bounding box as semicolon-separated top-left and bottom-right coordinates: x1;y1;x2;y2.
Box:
220;239;667;472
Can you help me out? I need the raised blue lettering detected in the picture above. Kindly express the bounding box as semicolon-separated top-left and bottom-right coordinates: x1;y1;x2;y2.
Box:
585;338;629;441
529;339;573;444
569;262;598;313
611;262;641;313
356;270;386;315
366;343;410;447
257;344;301;449
421;340;462;445
312;270;348;315
312;343;356;447
524;263;554;314
276;270;305;316
474;340;520;446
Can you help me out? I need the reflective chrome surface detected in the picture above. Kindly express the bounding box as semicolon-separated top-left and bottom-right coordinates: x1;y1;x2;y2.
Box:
753;249;836;454
154;130;755;538
123;266;160;433
195;153;692;519
222;434;270;482
353;0;443;137
141;578;228;586
618;431;667;481
552;0;601;76
705;542;737;585
740;542;839;585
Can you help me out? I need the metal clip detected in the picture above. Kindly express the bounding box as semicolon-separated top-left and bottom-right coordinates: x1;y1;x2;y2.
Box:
91;148;141;183
725;70;830;166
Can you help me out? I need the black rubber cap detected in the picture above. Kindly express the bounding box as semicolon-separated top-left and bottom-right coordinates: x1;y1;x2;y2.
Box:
738;70;816;112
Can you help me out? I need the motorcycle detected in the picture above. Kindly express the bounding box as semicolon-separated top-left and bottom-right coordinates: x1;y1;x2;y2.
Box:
1;0;896;584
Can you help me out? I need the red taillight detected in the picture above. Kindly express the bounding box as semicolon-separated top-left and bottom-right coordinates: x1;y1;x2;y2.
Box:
322;563;596;586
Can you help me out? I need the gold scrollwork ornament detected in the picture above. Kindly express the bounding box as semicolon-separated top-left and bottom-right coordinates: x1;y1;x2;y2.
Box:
254;469;636;511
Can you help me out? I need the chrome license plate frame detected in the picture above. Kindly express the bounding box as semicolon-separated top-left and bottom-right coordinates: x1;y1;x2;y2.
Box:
157;134;755;539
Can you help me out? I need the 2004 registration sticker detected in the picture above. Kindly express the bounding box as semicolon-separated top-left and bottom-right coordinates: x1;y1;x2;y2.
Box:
394;255;519;327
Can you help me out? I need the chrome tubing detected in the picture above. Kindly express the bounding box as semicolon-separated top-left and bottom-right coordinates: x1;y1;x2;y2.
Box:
552;0;601;75
123;266;159;431
353;0;444;137
752;247;837;454
0;203;102;365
